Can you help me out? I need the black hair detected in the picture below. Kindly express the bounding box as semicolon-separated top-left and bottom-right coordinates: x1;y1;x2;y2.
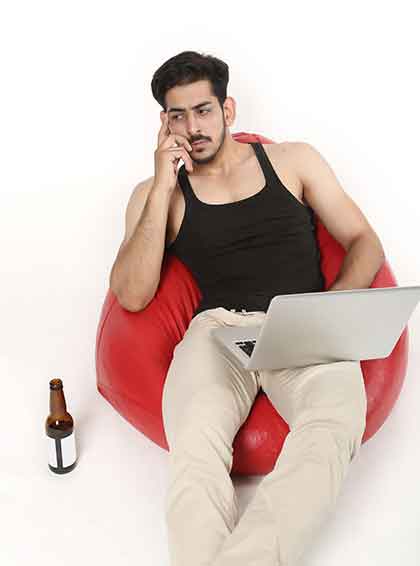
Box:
151;51;229;112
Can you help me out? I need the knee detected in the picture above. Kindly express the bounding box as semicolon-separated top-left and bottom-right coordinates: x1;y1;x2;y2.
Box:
289;408;366;466
345;374;368;459
167;387;240;455
166;414;237;492
348;406;367;461
328;401;367;462
324;361;367;458
329;414;366;462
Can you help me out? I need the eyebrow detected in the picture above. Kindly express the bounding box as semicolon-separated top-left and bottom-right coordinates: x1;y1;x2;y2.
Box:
167;101;213;114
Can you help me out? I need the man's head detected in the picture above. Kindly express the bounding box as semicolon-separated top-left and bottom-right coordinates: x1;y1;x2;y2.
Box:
151;51;236;165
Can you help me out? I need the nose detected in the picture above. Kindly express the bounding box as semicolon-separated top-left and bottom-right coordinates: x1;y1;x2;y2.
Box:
185;114;201;138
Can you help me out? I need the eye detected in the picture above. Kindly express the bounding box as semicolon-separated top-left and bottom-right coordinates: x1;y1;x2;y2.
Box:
173;108;210;120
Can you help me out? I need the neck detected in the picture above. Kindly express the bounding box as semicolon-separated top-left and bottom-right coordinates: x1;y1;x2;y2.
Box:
192;137;251;178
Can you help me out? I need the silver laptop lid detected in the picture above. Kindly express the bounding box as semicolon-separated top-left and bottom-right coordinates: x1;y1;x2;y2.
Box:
246;285;420;371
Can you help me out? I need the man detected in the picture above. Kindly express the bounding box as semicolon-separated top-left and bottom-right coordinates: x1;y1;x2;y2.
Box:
110;51;385;566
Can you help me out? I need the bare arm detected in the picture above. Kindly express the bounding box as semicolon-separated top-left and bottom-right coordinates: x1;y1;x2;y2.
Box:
109;180;172;311
110;110;193;311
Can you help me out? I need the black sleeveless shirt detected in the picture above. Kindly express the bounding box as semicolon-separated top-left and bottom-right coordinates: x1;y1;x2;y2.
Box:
166;142;325;318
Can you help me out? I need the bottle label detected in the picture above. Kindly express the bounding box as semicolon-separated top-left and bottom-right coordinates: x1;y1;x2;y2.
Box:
47;431;77;469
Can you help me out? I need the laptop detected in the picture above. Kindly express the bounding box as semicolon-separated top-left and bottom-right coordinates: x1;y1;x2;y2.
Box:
211;285;420;371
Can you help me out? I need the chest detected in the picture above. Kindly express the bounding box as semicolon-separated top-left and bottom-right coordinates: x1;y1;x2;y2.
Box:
166;143;306;248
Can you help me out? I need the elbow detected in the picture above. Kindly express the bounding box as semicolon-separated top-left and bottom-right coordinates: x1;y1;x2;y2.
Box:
115;289;148;312
109;272;143;312
117;294;147;312
109;269;157;313
120;299;145;312
110;284;148;312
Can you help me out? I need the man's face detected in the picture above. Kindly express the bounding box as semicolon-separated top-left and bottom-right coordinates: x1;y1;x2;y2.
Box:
163;79;230;165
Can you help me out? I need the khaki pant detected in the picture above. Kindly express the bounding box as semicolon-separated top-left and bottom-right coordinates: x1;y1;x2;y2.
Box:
162;307;367;566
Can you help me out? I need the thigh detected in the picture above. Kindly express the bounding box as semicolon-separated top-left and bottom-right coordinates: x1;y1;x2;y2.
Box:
162;311;260;449
258;360;367;437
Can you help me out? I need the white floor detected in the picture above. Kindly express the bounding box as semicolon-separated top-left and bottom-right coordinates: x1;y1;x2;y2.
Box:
2;3;419;562
2;308;419;566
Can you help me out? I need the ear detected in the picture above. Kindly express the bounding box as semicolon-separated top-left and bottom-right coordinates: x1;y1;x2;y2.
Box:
223;96;236;126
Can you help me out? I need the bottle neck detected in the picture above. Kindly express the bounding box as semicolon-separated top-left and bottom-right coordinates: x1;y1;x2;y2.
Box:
49;389;67;418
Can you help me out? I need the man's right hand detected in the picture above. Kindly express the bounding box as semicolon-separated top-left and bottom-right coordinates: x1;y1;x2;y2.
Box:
154;112;194;194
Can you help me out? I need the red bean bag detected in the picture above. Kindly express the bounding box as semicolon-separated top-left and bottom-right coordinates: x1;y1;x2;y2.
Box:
95;131;408;475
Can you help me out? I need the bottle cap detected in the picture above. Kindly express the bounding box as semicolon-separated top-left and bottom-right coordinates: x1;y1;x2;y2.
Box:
49;378;63;390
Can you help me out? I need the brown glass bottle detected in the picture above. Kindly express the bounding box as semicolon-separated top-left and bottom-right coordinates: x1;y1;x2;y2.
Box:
45;378;77;474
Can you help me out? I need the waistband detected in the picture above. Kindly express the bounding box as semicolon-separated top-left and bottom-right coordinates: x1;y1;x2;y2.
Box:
228;308;263;316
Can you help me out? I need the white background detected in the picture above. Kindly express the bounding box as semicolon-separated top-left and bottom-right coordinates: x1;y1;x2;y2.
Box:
1;1;419;565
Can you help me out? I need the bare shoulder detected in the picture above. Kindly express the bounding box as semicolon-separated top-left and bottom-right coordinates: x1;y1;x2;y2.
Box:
281;141;333;179
275;140;324;162
261;140;299;161
264;141;317;171
261;141;305;169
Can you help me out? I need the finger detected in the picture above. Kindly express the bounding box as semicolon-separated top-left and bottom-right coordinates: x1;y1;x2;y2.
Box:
157;113;170;147
168;149;185;172
183;149;194;173
168;147;194;172
157;112;170;147
163;133;193;152
176;135;193;152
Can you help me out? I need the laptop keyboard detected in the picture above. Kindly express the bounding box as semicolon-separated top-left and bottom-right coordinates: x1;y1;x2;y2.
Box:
235;339;256;357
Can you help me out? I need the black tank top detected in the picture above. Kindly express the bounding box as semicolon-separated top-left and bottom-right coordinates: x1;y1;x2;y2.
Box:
166;142;325;318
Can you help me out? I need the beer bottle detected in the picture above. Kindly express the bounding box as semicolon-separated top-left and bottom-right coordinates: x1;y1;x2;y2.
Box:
45;378;77;474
